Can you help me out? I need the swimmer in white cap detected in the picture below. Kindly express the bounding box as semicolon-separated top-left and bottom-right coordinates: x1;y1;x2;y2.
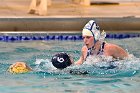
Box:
75;20;128;65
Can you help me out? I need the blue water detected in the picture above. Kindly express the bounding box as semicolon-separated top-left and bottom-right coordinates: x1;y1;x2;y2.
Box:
0;37;140;93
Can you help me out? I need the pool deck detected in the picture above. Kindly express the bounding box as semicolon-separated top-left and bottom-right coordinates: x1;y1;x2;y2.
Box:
0;0;140;32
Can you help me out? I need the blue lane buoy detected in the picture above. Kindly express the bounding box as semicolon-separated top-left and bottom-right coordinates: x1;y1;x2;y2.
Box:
118;34;123;39
106;34;110;38
124;34;130;38
38;36;45;40
32;36;38;40
45;35;50;40
55;35;59;40
3;36;18;41
78;35;83;40
0;36;3;41
49;35;55;40
0;33;139;42
9;36;17;41
63;35;68;40
67;36;73;40
22;36;31;40
58;35;63;40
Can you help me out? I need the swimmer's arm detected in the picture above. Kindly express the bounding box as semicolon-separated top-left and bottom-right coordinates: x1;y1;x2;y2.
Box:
74;56;84;65
74;46;86;65
75;47;84;65
111;44;128;60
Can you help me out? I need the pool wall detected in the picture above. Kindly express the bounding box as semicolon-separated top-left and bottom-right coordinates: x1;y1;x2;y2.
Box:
0;17;140;32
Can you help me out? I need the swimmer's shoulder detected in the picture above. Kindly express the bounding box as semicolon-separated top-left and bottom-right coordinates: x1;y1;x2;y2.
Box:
104;43;118;51
105;43;125;52
104;43;128;59
103;43;118;56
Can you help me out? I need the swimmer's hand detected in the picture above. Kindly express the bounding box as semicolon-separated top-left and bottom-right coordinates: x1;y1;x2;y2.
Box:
8;62;32;74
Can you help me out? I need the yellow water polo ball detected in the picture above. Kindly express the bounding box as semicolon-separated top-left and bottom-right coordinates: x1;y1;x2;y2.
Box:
8;62;31;74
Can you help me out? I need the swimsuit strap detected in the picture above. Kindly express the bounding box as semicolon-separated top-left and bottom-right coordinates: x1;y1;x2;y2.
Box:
85;42;106;60
87;45;95;57
97;42;106;55
85;45;95;60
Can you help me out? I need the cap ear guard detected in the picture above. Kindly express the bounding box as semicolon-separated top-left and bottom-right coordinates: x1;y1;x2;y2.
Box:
94;30;100;41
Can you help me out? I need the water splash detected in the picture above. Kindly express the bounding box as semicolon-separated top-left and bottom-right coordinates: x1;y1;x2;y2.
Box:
34;59;56;73
35;54;140;78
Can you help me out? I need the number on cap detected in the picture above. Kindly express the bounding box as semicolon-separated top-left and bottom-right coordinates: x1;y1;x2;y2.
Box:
57;57;64;63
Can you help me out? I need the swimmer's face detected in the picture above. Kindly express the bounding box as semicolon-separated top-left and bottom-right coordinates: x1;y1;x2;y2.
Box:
83;35;94;48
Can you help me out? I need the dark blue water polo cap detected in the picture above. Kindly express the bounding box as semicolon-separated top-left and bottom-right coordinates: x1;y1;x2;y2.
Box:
51;52;72;69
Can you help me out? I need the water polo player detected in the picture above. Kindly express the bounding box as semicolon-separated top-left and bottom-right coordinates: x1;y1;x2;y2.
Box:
8;52;73;74
75;20;128;65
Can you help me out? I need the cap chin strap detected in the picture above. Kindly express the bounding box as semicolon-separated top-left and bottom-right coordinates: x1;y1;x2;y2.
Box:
89;30;97;44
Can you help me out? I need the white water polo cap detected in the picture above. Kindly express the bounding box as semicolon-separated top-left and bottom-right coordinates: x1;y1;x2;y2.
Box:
82;20;100;41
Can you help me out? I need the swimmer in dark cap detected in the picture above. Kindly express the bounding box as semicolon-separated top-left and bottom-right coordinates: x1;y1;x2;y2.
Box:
51;52;74;69
51;52;89;74
8;52;73;74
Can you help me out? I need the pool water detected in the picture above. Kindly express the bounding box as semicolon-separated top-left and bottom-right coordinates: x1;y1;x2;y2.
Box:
0;37;140;93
